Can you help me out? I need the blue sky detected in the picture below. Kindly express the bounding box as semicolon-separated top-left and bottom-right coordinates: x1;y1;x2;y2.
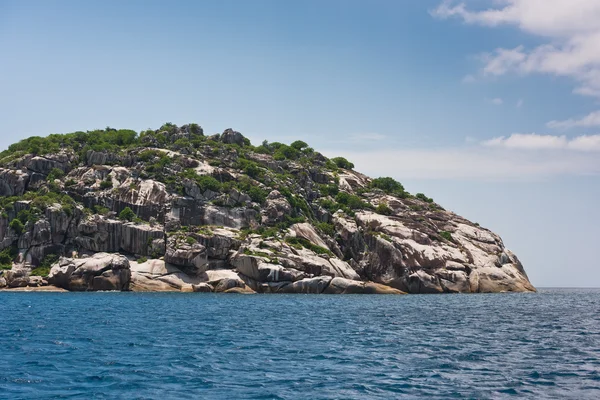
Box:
1;0;599;287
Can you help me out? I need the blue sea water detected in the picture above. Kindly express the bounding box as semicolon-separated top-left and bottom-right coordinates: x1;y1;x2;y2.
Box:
0;289;599;399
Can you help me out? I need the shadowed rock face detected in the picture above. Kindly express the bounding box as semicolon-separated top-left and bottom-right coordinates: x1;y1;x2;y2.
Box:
0;124;535;294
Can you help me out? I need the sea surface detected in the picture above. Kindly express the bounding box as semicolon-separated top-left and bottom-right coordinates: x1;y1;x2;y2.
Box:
0;289;599;399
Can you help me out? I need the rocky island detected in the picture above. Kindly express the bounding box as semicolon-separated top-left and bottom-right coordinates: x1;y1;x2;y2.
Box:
0;123;535;294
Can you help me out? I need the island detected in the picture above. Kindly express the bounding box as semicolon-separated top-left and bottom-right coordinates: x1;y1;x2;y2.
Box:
0;123;535;294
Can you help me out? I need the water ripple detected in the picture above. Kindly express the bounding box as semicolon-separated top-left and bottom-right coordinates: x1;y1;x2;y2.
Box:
0;289;599;399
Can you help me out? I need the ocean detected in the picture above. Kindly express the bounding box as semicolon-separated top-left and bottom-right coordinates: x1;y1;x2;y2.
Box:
1;289;599;399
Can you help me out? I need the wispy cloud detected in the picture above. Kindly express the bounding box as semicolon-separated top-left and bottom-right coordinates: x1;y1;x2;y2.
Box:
487;97;503;105
462;74;476;84
517;99;524;108
483;133;567;150
322;132;600;180
349;133;387;142
547;110;600;129
326;146;600;181
432;0;600;98
483;133;600;151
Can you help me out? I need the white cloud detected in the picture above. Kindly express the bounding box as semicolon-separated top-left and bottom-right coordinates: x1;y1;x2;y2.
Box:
568;135;600;151
432;0;600;37
483;133;567;149
547;110;600;129
324;146;600;180
517;99;524;108
482;133;600;151
432;0;600;98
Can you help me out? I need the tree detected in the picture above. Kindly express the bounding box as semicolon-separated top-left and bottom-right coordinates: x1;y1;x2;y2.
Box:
331;157;354;170
415;193;434;203
47;168;65;181
290;140;309;151
119;207;136;222
9;219;24;234
370;177;407;197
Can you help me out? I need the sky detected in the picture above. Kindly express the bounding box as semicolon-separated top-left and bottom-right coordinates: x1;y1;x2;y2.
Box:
1;0;599;287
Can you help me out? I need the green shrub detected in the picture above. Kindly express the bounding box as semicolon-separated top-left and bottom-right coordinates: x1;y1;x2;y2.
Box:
290;140;309;151
47;168;65;181
138;149;162;162
319;184;339;197
17;208;38;225
9;219;24;234
238;158;262;178
189;123;202;135
0;246;17;269
3;128;139;159
93;205;110;216
31;254;59;277
335;192;368;210
439;231;453;241
180;169;220;192
173;138;191;149
285;237;332;256
273;144;300;161
320;198;356;216
137;256;148;263
331;157;354;170
191;174;221;193
119;207;136;222
247;186;267;204
370;177;407;198
415;193;434;203
316;222;335;237
375;202;393;215
100;179;113;189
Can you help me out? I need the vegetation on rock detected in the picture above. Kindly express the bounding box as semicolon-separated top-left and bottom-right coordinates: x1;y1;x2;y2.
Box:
0;122;534;294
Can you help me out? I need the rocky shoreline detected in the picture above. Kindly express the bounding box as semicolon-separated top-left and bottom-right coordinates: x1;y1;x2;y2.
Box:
0;124;535;294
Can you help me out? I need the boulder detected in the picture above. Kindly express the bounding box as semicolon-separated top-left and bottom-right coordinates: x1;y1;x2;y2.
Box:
48;253;131;291
76;216;123;253
275;276;333;294
220;128;245;146
164;236;208;273
262;190;292;225
0;169;29;197
290;223;329;249
121;223;164;256
215;278;245;292
26;155;68;175
197;228;240;260
192;283;213;293
407;270;444;294
204;269;248;292
4;268;31;288
231;253;306;282
129;259;203;291
324;277;405;294
472;265;536;293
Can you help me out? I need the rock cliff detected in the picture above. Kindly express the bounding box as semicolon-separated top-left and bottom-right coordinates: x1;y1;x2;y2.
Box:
0;123;535;294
